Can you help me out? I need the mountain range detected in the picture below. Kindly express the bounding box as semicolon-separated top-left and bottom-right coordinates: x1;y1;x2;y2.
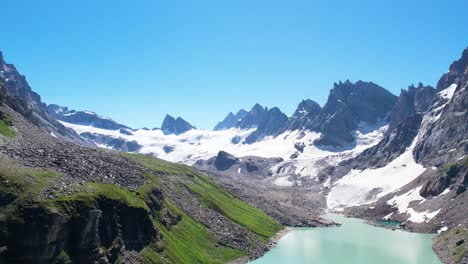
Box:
0;47;466;264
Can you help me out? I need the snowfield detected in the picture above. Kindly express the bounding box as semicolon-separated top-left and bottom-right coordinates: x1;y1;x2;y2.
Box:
386;186;441;223
61;120;388;186
326;138;425;210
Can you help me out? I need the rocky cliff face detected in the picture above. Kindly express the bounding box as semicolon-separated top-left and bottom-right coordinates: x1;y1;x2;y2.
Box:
214;109;247;130
5;196;159;264
311;80;397;147
0;51;88;146
161;114;194;135
414;48;468;167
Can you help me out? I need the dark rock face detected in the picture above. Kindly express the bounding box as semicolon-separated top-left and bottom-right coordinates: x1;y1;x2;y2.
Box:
163;145;175;154
3;194;160;264
214;151;239;171
414;48;468;166
161;114;194;135
346;114;423;171
420;157;468;198
287;99;322;131
47;104;131;131
311;80;397;147
214;109;247;130
236;104;269;129
388;83;435;132
245;161;259;172
244;107;288;144
294;142;306;153
0;51;88;146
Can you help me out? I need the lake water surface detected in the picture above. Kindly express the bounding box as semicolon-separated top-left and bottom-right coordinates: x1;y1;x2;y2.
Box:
251;214;441;264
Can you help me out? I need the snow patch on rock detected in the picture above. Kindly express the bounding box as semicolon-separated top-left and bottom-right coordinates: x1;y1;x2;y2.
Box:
326;138;425;210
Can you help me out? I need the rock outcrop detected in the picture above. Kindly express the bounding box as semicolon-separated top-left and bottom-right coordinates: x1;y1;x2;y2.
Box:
214;151;239;170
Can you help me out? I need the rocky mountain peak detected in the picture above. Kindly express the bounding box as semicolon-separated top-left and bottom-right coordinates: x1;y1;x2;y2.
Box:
244;106;288;144
287;99;322;131
213;109;248;131
161;114;194;135
236;104;268;129
388;83;435;132
311;80;397;147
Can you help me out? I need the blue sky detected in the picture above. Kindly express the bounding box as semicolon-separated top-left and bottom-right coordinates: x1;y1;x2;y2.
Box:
1;0;467;129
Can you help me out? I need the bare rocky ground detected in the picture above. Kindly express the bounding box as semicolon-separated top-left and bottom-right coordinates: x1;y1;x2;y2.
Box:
195;152;334;227
0;106;149;194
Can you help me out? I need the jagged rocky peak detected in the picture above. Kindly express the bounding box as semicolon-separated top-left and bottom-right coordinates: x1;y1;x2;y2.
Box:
244;106;289;144
329;80;397;123
312;80;397;147
47;104;131;131
287;99;322;131
236;103;269;129
161;114;195;135
213;109;248;131
388;83;435;131
436;47;468;92
0;52;43;111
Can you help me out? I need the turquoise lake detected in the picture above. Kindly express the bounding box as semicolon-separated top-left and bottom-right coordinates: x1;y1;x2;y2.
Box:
251;214;441;264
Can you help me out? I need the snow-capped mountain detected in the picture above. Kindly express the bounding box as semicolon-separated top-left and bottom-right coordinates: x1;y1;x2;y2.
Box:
325;48;468;229
47;104;131;131
50;47;467;231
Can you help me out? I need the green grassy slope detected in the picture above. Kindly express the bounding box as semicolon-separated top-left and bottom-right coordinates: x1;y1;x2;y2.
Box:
124;153;283;241
0;111;16;138
123;153;283;263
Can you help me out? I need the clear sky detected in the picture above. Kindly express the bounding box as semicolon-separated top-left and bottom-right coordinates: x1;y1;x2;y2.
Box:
1;0;467;129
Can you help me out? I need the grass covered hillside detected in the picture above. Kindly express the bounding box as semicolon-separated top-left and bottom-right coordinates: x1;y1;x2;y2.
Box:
0;104;282;264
